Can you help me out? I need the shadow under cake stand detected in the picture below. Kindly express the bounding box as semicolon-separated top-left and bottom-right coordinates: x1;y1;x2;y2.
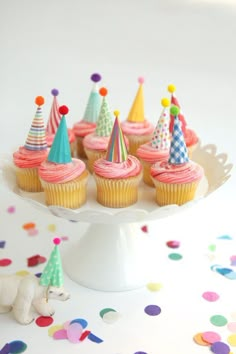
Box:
0;143;233;291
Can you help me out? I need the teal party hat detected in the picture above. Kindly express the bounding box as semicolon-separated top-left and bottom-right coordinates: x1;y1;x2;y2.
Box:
47;105;72;164
83;73;102;123
95;87;113;136
39;238;64;287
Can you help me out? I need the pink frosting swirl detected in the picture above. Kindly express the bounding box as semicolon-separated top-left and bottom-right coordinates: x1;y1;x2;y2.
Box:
150;160;204;184
184;128;199;147
73;120;97;138
121;120;154;136
94;155;142;179
137;142;169;164
13;147;48;168
39;158;86;183
83;133;129;152
46;128;75;147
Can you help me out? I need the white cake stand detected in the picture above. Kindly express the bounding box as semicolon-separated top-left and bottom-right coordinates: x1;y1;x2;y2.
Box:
0;143;233;291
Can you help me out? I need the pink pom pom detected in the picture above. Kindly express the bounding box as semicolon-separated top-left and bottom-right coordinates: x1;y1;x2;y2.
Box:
138;76;145;84
53;237;61;245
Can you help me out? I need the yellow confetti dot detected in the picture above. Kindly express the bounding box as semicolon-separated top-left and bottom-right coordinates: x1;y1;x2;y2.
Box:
228;334;236;346
48;224;56;232
15;270;30;276
146;282;162;291
48;324;63;337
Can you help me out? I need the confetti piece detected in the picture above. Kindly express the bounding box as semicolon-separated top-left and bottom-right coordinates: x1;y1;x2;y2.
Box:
48;324;64;337
79;330;91;341
48;224;56;232
202;291;220;302
216;267;233;276
0;258;12;266
208;244;216;252
87;332;103;343
202;331;221;344
0;241;6;248
35;272;42;278
7;206;16;213
27;228;39;236
61;236;69;241
227;322;236;333
134;352;148;354
141;225;148;233
35;316;54;327
27;255;41;267
0;343;10;354
99;308;116;319
8;340;27;353
211;341;230;354
166;240;180;248
193;333;209;346
144;304;161;316
53;329;68;340
210;315;228;327
168;253;183;261
22;222;36;230
67;322;83;343
146;282;162;291
217;235;233;240
70;318;88;328
15;270;30;276
227;334;236;346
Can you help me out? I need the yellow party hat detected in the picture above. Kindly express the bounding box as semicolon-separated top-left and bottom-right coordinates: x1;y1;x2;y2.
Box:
127;77;145;123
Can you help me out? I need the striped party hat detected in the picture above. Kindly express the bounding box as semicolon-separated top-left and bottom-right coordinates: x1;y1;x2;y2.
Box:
47;105;72;164
151;98;171;150
168;84;187;134
46;88;61;134
168;106;189;165
83;73;102;123
127;77;145;122
106;111;128;163
24;96;47;151
95;87;113;137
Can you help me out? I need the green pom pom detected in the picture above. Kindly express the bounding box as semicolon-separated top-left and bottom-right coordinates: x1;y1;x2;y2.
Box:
170;105;180;116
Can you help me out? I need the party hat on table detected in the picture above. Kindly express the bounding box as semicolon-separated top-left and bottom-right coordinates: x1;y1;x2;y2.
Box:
83;73;102;123
95;87;113;137
46;88;61;134
39;238;64;287
168;105;189;165
151;97;171;150
168;84;187;134
127;77;145;122
106;111;128;163
24;96;47;151
47;105;72;164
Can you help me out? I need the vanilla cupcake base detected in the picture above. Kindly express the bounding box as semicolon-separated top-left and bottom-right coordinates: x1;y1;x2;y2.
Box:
140;160;155;187
94;173;142;208
125;134;153;157
15;167;43;192
40;170;89;209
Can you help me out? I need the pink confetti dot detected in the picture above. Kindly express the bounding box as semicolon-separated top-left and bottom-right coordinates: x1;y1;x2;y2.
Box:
202;331;221;344
28;229;39;236
0;258;12;266
7;206;16;213
202;291;219;302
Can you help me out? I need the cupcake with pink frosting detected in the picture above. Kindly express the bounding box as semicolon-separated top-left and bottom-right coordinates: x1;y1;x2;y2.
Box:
137;97;171;187
93;112;142;208
46;88;76;156
39;105;89;209
150;106;204;206
73;73;102;159
121;77;154;157
13;96;48;192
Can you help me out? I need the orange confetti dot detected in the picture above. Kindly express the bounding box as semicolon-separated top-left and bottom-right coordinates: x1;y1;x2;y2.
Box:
22;222;36;230
193;333;209;346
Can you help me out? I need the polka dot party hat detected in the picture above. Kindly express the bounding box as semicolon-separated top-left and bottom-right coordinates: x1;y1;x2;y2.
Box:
151;97;171;150
95;87;113;136
168;105;189;165
39;238;64;287
82;73;102;123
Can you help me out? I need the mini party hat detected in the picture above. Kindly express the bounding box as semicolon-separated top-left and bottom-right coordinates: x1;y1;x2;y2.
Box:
39;238;64;287
24;96;47;151
106;111;128;163
168;106;189;165
47;88;61;134
127;77;145;122
83;73;102;123
168;84;187;134
95;87;113;137
47;105;72;164
151;98;171;150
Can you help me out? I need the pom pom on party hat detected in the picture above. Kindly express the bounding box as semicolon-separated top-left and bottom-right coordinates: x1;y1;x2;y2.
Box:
47;105;72;164
24;96;47;151
151;98;171;150
106;111;128;163
168;84;187;134
47;88;61;134
83;73;102;123
127;77;145;123
95;87;113;137
168;105;189;165
39;238;64;287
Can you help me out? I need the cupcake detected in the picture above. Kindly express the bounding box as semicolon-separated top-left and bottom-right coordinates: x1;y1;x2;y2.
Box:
46;88;76;156
73;73;102;159
168;84;199;157
137;98;171;187
13;96;48;192
150;106;204;206
39;105;89;209
121;77;154;156
93;111;142;208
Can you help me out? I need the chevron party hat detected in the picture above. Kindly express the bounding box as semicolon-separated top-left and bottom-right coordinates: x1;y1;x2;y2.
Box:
168;105;189;165
106;111;128;163
127;77;145;122
39;238;64;287
46;88;61;134
151;97;171;150
24;96;47;151
83;73;102;123
167;84;187;134
47;105;72;164
95;87;113;137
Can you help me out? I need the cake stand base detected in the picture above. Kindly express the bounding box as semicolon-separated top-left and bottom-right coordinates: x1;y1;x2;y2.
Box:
62;222;152;292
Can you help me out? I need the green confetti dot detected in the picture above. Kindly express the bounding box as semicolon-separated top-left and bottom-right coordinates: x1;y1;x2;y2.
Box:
208;244;216;252
210;314;228;327
168;253;183;261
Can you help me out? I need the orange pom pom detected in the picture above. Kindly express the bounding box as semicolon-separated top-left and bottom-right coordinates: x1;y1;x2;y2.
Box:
35;96;45;106
99;87;108;97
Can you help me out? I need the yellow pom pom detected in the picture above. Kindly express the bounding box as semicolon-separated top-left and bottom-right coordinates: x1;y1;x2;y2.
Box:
113;110;120;117
167;84;176;94
161;98;170;108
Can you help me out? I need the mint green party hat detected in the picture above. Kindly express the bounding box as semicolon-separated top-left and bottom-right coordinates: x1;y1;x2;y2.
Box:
39;238;64;287
95;87;113;137
47;105;72;164
83;73;102;123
